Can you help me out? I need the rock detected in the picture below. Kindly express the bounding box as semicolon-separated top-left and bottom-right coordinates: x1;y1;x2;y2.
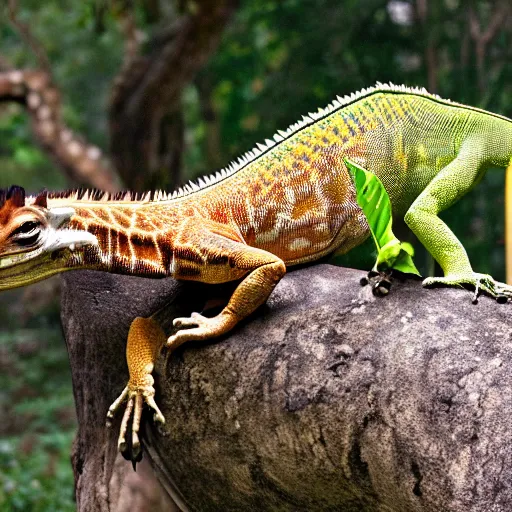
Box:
61;264;512;512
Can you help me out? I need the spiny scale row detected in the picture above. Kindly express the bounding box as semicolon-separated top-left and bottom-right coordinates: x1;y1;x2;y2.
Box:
139;82;441;201
24;82;446;206
46;188;169;203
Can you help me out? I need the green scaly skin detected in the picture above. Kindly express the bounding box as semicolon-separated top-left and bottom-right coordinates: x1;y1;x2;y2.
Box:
338;86;512;301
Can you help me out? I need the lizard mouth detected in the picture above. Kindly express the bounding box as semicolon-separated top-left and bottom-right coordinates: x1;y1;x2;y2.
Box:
0;203;98;289
0;230;98;290
0;250;64;289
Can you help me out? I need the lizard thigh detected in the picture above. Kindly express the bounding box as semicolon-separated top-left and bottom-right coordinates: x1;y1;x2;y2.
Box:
404;151;482;275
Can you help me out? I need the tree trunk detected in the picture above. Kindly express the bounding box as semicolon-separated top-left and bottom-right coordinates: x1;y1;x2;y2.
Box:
60;265;512;512
108;0;238;190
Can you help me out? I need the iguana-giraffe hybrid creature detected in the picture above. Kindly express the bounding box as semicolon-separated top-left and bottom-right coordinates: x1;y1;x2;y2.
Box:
1;83;511;462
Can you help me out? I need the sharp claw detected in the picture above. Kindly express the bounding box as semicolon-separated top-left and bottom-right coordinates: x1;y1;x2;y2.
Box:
174;315;196;326
132;433;140;457
108;383;165;464
422;273;512;304
132;443;143;469
128;428;144;470
167;315;206;348
156;421;166;436
172;312;207;330
472;283;479;304
146;395;165;424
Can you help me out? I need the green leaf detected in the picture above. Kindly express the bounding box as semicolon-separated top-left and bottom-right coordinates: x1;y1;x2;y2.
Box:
345;158;421;276
345;157;395;251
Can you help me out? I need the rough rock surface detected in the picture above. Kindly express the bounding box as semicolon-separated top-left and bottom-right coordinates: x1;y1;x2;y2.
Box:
60;264;512;512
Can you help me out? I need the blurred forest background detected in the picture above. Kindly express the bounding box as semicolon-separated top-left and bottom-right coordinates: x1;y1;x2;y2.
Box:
1;0;511;510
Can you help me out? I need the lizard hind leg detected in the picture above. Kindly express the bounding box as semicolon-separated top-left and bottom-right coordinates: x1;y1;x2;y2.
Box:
404;145;511;303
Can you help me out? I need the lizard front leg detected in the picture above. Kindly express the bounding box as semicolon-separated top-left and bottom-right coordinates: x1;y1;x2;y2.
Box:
167;232;286;348
106;315;166;463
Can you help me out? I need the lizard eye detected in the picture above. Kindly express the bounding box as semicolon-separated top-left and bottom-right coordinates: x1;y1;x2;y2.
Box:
10;220;42;247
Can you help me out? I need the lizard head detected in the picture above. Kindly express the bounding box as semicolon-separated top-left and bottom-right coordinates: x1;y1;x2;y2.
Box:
0;186;98;289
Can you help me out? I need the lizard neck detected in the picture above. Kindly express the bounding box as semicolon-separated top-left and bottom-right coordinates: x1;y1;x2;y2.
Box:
65;202;179;277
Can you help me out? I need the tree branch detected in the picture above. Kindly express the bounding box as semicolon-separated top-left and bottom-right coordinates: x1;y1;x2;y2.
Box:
116;0;144;77
5;1;122;191
0;69;121;192
415;0;438;93
0;54;12;72
196;72;223;171
61;265;512;511
4;1;122;191
109;0;239;190
468;2;511;95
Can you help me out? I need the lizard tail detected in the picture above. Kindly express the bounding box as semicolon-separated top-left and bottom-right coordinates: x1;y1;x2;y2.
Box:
506;159;512;284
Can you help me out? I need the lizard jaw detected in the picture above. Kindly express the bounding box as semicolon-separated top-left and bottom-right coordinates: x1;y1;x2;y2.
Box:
0;234;97;290
0;205;99;289
0;228;98;270
44;206;99;253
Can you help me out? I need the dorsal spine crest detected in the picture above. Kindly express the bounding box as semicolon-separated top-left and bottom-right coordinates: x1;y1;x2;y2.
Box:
21;81;507;208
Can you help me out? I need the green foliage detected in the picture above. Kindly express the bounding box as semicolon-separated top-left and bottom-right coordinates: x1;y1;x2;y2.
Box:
0;328;75;511
0;432;75;512
0;107;63;191
345;158;420;275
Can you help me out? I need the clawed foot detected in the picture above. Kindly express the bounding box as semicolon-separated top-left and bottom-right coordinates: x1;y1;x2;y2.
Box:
423;273;511;304
106;379;165;465
360;269;393;297
167;311;235;349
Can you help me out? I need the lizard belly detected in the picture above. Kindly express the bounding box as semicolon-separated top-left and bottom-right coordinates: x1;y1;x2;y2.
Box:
244;167;369;265
252;209;369;265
